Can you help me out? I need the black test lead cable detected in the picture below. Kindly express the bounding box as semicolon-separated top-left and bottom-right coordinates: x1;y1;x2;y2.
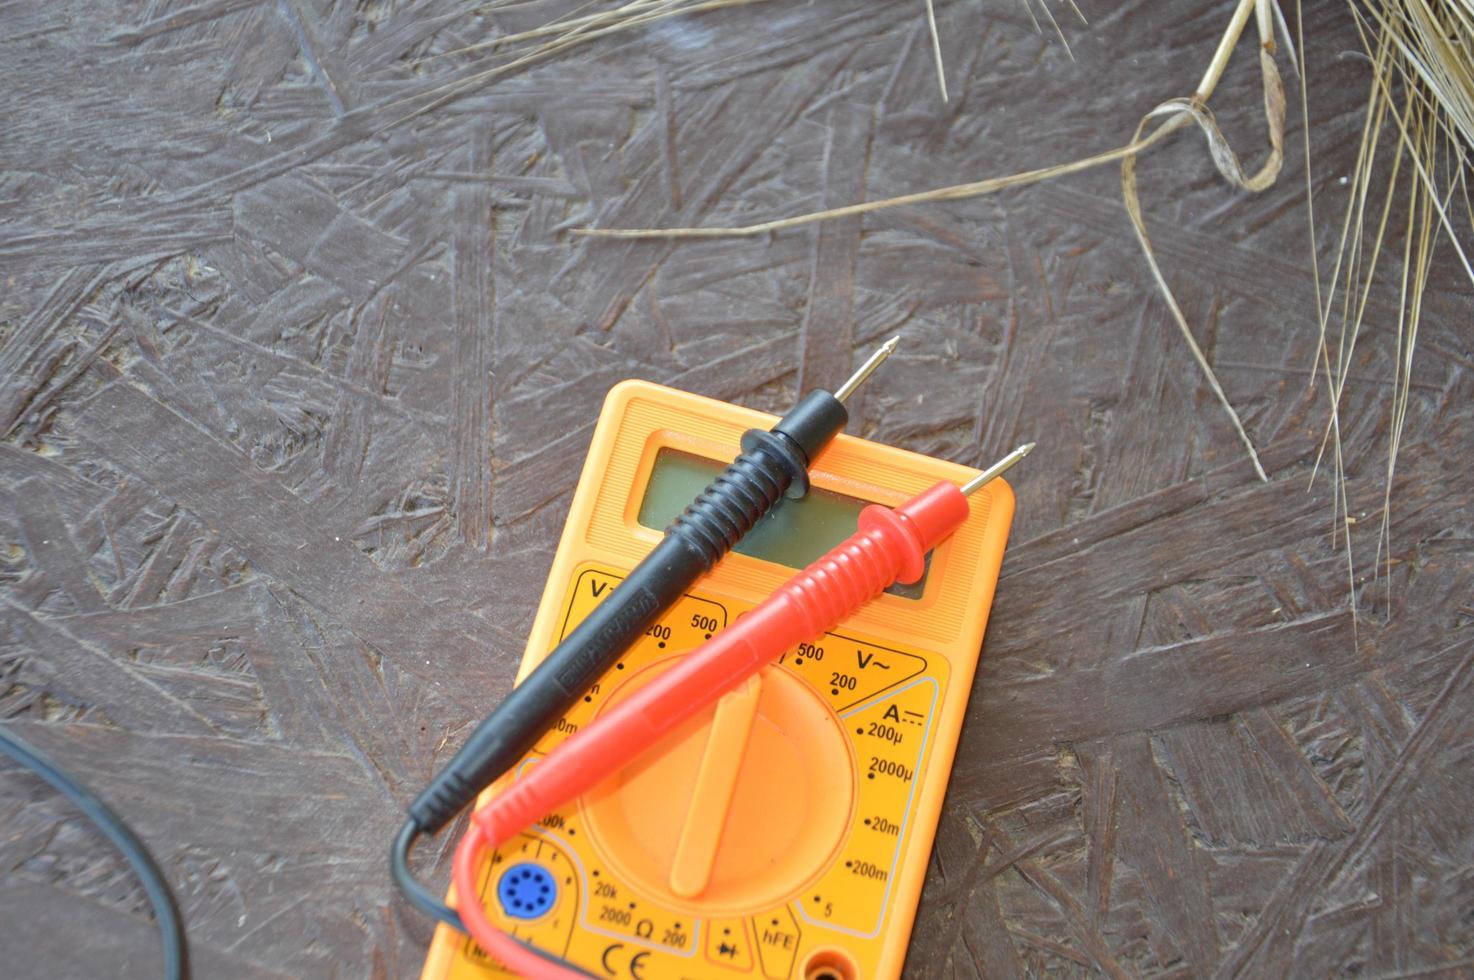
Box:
393;336;900;932
0;724;188;980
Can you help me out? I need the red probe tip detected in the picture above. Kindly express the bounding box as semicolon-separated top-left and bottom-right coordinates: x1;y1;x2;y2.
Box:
960;443;1034;496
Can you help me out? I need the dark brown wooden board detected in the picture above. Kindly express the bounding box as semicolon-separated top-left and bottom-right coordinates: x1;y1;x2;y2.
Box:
1;1;1471;977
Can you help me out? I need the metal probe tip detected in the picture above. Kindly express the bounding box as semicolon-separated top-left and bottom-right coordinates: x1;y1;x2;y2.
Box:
834;335;901;403
961;443;1035;496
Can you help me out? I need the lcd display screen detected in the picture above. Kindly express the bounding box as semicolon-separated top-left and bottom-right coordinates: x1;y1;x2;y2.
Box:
636;448;928;599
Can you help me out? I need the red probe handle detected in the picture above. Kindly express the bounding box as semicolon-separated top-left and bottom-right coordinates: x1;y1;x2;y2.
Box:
471;481;971;844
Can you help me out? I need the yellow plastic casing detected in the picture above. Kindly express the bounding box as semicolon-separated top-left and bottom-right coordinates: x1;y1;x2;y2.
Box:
421;379;1013;980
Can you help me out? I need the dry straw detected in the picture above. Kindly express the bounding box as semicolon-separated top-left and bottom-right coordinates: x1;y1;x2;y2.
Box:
1309;0;1473;604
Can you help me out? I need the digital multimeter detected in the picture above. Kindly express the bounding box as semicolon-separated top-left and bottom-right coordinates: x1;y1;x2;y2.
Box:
420;380;1014;980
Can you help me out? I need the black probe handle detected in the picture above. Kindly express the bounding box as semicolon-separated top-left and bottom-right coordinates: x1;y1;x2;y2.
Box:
408;390;848;833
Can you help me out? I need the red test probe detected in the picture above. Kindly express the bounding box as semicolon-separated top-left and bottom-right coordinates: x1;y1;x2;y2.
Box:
451;444;1035;979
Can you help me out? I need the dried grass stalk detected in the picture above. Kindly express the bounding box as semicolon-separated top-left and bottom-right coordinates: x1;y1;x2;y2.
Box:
1310;0;1474;605
924;0;948;102
573;129;1177;238
1119;0;1287;483
1121;40;1287;483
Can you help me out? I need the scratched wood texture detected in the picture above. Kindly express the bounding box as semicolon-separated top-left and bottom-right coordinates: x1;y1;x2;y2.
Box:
2;0;1471;977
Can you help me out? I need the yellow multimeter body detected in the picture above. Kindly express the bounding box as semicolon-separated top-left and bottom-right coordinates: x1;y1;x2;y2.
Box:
420;380;1014;980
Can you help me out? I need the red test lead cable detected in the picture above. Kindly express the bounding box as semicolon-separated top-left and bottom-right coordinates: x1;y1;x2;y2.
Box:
452;444;1035;979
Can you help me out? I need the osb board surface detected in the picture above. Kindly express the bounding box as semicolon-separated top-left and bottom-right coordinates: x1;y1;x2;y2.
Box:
1;0;1471;977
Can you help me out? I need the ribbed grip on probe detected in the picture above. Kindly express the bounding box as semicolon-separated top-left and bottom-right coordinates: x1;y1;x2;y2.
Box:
776;509;919;638
664;386;851;564
777;483;969;639
665;433;795;566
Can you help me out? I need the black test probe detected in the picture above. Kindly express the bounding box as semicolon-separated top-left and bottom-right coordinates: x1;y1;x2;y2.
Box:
393;337;900;932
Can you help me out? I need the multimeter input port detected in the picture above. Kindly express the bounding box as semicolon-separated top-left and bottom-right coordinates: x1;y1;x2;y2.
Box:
802;949;859;980
496;862;556;920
